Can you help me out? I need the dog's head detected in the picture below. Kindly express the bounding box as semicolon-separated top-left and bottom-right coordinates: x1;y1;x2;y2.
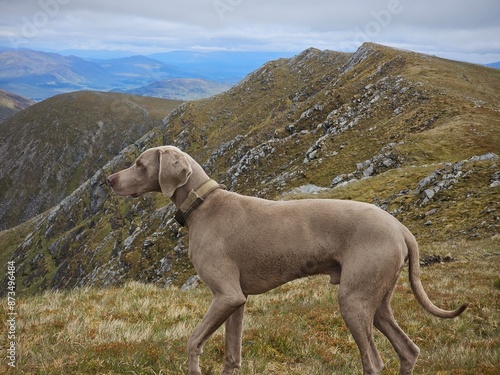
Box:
107;146;193;198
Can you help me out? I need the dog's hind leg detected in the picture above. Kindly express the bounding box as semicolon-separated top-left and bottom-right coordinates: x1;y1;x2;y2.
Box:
374;289;420;375
337;259;391;375
338;287;385;375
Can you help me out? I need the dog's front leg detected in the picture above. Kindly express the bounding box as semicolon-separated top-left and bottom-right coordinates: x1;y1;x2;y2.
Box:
222;304;246;375
187;293;247;375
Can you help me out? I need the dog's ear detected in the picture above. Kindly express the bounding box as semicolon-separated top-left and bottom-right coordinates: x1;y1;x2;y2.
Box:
158;148;193;198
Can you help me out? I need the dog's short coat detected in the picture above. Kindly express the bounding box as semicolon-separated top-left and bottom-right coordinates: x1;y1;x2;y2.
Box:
107;145;468;375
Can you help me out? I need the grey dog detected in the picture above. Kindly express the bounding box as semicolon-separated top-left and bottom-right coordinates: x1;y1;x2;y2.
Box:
107;145;468;375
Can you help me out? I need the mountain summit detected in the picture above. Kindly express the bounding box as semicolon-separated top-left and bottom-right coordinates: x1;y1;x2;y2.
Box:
1;43;499;296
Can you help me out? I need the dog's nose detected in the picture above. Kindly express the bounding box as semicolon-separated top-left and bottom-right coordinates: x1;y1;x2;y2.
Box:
106;175;116;186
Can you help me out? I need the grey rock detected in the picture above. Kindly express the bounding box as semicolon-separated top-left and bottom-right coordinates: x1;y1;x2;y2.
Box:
363;165;374;177
424;189;435;199
330;174;346;186
124;228;141;250
158;257;172;275
425;208;438;216
309;149;318;160
181;275;201;290
143;239;154;248
286;184;329;195
470;153;498;161
382;158;394;168
490;171;500;188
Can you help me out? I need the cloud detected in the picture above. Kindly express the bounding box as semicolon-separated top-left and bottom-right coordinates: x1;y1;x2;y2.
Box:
1;0;499;63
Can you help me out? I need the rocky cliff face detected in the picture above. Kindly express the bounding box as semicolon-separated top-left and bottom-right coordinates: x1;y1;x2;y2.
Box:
1;43;499;296
0;92;182;230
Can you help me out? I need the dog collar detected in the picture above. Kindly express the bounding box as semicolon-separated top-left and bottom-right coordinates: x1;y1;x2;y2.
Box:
174;179;225;226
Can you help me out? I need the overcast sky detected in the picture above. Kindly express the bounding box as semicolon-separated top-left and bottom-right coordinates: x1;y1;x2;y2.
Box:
1;0;499;63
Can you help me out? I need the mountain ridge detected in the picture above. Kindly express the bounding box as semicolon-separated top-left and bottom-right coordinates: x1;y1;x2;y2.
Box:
0;43;498;297
0;91;183;230
0;89;35;123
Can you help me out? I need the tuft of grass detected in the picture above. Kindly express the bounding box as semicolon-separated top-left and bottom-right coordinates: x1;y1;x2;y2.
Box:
2;237;498;374
494;279;500;290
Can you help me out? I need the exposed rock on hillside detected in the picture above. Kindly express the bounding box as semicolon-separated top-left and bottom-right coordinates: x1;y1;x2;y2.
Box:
1;43;499;296
368;153;498;211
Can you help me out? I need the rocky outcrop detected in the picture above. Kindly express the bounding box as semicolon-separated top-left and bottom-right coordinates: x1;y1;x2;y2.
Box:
367;153;499;213
415;153;499;205
329;143;403;187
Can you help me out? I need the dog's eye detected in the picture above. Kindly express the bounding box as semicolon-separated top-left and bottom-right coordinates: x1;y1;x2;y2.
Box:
136;161;143;168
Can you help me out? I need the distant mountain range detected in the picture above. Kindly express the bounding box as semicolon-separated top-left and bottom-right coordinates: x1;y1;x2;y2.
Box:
486;61;500;69
123;78;233;101
1;43;498;296
0;47;296;101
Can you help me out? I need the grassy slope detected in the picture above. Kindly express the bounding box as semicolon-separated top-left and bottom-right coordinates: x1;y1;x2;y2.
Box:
2;238;498;374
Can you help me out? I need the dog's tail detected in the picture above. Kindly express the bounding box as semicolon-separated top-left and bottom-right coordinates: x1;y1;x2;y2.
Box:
405;228;469;318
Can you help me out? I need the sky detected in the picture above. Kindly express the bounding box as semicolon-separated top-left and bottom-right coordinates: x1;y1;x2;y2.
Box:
1;0;499;64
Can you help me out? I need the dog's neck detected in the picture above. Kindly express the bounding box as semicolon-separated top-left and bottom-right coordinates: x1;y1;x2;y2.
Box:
171;156;211;209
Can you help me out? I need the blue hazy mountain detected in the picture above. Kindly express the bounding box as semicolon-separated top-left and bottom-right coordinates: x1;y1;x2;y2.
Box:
148;50;297;82
0;47;297;100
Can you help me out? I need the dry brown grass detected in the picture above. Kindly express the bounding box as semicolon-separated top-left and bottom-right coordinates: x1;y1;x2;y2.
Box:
2;237;498;374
